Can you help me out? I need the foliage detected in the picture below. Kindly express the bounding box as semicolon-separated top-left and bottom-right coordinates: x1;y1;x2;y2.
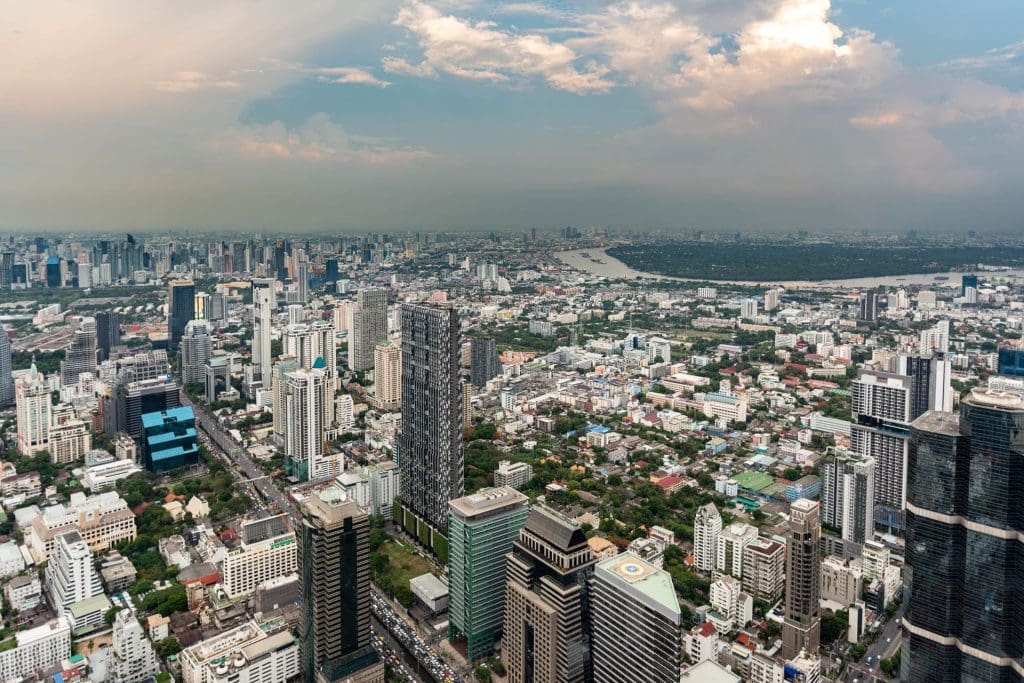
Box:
469;423;497;441
821;610;848;643
156;636;182;658
142;583;188;616
881;647;901;677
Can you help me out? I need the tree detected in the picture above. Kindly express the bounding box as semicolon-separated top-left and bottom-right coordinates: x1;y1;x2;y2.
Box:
821;610;848;643
104;606;122;626
881;647;901;677
156;636;181;658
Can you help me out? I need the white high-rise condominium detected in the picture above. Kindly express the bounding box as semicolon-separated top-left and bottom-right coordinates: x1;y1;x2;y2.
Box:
717;522;758;579
348;288;388;371
251;278;275;384
16;364;51;456
44;531;103;615
283;321;337;427
741;299;758;319
693;503;722;573
821;451;875;546
179;319;213;386
110;610;160;683
284;367;329;481
60;316;96;387
373;341;401;409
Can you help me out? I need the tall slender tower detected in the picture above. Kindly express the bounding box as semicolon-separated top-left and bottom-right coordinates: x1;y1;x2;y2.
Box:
397;303;462;547
299;490;382;683
167;280;195;350
251;278;275;385
284;367;329;481
373;341;401;410
0;329;12;408
347;288;387;371
95;310;121;362
60;316;97;386
179;319;213;386
781;499;821;659
820;451;875;547
470;338;502;388
903;391;1024;681
16;364;51;456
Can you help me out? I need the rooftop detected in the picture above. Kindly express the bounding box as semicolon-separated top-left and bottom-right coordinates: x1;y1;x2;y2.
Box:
450;486;528;519
911;409;961;436
595;552;680;624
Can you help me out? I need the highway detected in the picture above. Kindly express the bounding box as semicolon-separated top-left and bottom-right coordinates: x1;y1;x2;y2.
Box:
182;391;462;683
843;601;905;683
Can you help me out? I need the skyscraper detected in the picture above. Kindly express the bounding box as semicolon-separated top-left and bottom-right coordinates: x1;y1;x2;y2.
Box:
899;352;954;417
167;280;195;350
16;364;51;456
296;260;309;304
0;329;12;408
960;273;978;296
903;391;1024;681
397;303;463;547
95;310;121;362
448;487;529;661
821;450;875;547
590;553;682;683
284;367;330;481
781;499;821;660
251;278;275;385
347;288;388;372
997;347;1024;377
299;490;382;683
470;337;502;388
179;319;213;386
504;506;595;683
858;290;879;323
693;503;721;573
373;341;401;410
60;317;97;386
44;531;103;615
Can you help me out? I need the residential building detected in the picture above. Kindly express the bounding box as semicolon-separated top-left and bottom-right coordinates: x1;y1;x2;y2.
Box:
95;310;121;361
821;451;875;546
0;330;11;408
781;499;821;659
60;317;97;386
504;506;595;683
703;392;748;424
44;530;103;615
299;489;382;683
336;393;355;432
15;364;51;456
693;503;722;573
709;574;753;633
48;416;92;464
251;278;275;385
857;290;878;323
397;303;463;545
820;555;863;608
0;617;71;682
373;341;401;410
470;338;502;388
684;622;719;665
180;319;213;385
348;288;388;371
741;537;785;604
222;514;298;598
493;460;533;490
5;574;41;611
109;610;160;683
717;522;757;579
180;620;300;683
447;487;529;661
284;367;330;481
590;553;682;683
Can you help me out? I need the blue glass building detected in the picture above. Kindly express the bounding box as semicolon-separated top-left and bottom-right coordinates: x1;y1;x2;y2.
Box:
141;406;199;472
997;348;1024;377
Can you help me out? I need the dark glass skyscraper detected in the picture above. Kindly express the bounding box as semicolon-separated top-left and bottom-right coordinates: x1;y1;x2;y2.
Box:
397;303;463;550
0;330;12;408
903;390;1024;682
470;337;502;388
961;273;978;296
167;280;195;350
997;348;1024;378
95;310;121;362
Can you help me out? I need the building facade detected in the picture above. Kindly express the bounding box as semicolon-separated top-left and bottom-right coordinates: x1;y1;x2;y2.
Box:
348;288;388;372
781;499;821;659
693;503;722;573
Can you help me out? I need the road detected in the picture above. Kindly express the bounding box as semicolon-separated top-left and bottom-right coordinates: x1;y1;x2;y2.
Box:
182;391;462;682
844;601;905;683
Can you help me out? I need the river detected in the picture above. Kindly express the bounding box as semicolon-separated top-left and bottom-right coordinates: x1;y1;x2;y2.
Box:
554;248;1024;289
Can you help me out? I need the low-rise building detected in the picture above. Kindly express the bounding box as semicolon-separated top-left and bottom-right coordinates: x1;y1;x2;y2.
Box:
81;458;142;491
0;616;71;682
179;620;300;683
493;460;533;490
27;491;136;562
0;540;25;578
4;574;42;611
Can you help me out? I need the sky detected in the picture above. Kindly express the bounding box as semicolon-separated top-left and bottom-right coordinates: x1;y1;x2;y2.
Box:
2;0;1024;234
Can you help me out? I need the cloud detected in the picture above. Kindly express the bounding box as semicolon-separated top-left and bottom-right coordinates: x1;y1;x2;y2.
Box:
390;0;614;93
314;67;392;88
940;40;1024;73
157;71;242;93
216;113;433;165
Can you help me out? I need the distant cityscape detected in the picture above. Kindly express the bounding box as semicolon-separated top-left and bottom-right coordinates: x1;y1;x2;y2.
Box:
0;229;1019;683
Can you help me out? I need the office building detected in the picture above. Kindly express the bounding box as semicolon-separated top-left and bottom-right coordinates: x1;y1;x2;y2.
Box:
299;490;382;683
180;620;300;683
180;319;213;385
0;330;10;408
781;499;821;659
0;617;70;683
15;364;51;456
821;451;875;546
693;503;722;573
347;288;388;371
504;506;595;683
741;537;785;604
903;393;1024;681
60;316;97;386
997;347;1024;377
858;290;878;323
590;553;682;683
396;303;463;546
168;280;196;350
222;514;297;598
44;531;103;615
373;341;401;410
284;367;330;481
470;338;502;388
110;610;160;683
141;406;199;472
961;273;978;296
448;487;530;661
252;278;275;385
112;375;181;441
27;491;137;562
95;310;121;361
717;522;757;579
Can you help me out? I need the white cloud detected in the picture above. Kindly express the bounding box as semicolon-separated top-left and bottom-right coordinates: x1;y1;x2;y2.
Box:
157;71;242;93
217;113;433;166
391;0;614;93
315;67;392;88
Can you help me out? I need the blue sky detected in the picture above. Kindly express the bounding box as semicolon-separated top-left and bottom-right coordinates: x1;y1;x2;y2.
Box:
3;0;1023;233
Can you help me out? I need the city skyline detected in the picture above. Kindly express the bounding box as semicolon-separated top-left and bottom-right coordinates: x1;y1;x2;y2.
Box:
4;1;1024;233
